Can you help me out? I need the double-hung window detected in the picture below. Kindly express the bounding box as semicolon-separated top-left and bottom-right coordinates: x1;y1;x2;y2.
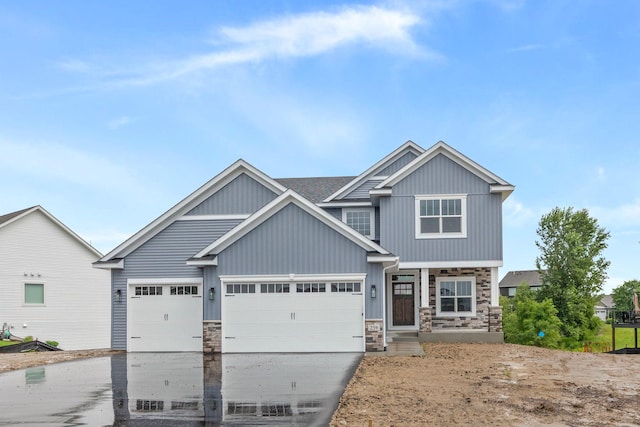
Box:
436;277;476;316
342;208;375;239
415;195;466;238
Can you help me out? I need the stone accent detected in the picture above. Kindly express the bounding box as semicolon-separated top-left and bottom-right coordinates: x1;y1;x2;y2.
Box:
488;306;503;332
419;307;432;333
365;319;384;352
203;321;222;353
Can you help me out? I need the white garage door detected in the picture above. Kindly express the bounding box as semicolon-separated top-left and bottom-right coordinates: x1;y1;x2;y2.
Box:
222;280;364;353
127;281;203;352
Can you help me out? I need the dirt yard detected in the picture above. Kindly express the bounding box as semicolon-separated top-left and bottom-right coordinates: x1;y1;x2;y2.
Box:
331;343;640;426
0;348;119;373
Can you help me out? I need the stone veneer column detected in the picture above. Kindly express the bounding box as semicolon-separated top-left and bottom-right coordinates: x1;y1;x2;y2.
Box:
419;307;432;333
365;319;384;352
203;321;222;353
488;306;503;333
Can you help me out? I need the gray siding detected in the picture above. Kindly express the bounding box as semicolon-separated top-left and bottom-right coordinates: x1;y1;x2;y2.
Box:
111;219;242;349
204;204;384;320
323;207;342;221
187;173;278;215
379;154;503;262
344;179;383;199
377;151;418;176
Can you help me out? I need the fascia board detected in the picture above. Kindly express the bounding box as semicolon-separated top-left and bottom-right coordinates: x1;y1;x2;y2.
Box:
376;141;512;190
185;257;218;266
99;160;286;262
194;189;389;258
490;185;515;201
316;201;373;208
322;141;425;202
92;259;124;269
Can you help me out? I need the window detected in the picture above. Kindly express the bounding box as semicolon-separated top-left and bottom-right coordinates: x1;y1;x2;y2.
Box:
296;283;326;293
342;208;375;239
169;285;198;295
436;277;476;316
415;195;466;238
260;283;290;293
24;283;44;304
331;282;362;293
135;286;163;296
226;284;256;294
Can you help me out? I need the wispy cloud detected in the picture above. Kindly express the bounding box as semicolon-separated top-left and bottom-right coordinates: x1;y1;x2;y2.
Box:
507;43;545;53
591;199;640;228
503;197;537;227
108;115;136;130
55;5;426;89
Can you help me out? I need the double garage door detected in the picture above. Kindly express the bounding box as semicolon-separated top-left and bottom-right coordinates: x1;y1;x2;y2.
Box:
222;280;365;353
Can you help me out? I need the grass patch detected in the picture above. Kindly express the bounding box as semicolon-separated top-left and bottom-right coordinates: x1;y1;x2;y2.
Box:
592;324;640;351
0;340;17;347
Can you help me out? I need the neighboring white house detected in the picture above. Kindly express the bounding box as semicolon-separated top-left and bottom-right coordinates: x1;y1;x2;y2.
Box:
0;206;110;350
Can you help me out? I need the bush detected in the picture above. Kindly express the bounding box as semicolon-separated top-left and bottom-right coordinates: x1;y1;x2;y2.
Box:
23;336;33;342
46;340;59;347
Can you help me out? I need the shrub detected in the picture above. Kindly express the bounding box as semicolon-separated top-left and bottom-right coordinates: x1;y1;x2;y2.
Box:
23;336;33;342
46;340;59;347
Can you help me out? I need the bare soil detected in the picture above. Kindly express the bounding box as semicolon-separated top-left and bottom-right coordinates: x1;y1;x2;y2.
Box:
331;343;640;427
0;348;120;373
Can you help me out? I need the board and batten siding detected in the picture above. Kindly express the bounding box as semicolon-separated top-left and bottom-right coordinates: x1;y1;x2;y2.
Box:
379;153;503;262
343;179;384;200
321;207;381;241
186;173;279;215
204;204;384;320
0;210;110;350
111;219;241;349
376;151;419;176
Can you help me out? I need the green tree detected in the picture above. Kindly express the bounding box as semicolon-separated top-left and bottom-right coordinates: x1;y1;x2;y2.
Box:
501;284;562;348
611;280;640;313
535;207;610;346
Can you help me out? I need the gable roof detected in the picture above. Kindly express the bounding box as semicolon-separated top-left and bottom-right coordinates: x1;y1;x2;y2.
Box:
0;205;102;257
276;176;355;204
499;270;543;288
372;141;515;201
191;189;393;263
97;159;287;263
322;140;425;203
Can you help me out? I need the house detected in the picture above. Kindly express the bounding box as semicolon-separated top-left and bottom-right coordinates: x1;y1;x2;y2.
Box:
595;294;614;321
0;206;110;350
95;141;514;353
499;270;544;297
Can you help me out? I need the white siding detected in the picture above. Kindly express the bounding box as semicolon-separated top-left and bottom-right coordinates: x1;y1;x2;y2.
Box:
0;210;110;350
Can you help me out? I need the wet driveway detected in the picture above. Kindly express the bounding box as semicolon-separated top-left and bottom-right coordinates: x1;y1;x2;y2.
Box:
0;352;361;426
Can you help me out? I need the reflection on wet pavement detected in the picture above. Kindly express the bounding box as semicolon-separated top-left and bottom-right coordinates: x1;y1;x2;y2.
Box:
0;352;361;426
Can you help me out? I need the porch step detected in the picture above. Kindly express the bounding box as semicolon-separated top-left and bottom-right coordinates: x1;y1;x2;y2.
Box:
387;331;418;342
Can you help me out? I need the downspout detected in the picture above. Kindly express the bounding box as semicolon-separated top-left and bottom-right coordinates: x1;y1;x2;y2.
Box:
382;256;400;350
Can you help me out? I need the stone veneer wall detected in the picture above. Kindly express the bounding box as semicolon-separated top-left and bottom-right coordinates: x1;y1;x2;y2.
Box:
488;306;503;332
419;307;432;333
365;319;384;352
428;267;493;330
203;321;222;353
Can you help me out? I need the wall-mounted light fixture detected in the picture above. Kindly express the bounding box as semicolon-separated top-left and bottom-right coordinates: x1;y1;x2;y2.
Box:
115;289;122;302
208;287;215;301
371;284;377;298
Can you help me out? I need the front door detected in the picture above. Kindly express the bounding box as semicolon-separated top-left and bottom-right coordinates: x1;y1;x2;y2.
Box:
392;276;415;326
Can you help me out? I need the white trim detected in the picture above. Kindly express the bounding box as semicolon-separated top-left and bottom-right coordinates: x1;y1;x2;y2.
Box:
374;141;514;202
490;267;499;306
342;207;375;239
93;259;124;270
369;188;392;196
316;201;373;208
1;206;102;257
399;260;503;269
435;276;476;317
219;273;367;283
193;190;389;258
420;268;429;308
490;185;515;201
367;255;399;263
185;258;218;266
415;194;467;239
386;270;420;331
127;278;203;285
176;214;250;221
23;281;46;306
371;176;389;180
323;141;425;202
99;160;287;261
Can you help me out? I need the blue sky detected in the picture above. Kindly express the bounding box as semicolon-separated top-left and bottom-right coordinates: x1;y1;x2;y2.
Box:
1;1;638;293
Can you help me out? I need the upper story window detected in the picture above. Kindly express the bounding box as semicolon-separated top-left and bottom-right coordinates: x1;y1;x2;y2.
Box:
342;208;375;239
415;195;467;239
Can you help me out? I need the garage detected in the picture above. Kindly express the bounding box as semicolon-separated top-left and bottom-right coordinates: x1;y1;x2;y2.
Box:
127;279;203;352
221;278;365;353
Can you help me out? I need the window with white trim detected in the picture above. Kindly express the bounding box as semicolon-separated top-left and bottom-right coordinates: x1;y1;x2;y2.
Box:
342;208;375;239
24;283;44;304
436;277;476;316
226;284;256;294
415;195;467;238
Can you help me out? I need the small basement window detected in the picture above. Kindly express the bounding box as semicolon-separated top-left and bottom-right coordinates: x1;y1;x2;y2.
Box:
24;283;44;304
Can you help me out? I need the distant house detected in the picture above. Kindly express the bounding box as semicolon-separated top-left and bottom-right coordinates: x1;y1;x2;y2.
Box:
95;141;514;353
499;270;543;297
0;206;110;350
595;295;615;321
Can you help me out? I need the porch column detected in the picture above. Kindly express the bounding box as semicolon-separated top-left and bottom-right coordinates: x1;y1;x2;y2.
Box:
420;268;429;307
490;267;499;306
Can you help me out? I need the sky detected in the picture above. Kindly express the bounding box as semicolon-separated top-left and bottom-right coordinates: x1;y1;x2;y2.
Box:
1;1;639;293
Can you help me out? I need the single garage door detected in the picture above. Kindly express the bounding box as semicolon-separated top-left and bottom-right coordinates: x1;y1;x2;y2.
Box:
222;280;364;353
127;281;203;352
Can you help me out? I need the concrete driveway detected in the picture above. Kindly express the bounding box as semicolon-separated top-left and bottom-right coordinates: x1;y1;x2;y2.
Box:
0;352;361;426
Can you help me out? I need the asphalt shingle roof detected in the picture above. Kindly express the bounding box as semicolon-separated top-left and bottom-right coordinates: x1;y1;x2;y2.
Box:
499;270;544;288
275;176;356;204
0;206;35;226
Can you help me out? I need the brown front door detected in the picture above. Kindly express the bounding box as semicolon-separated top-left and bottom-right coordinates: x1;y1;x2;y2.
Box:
392;282;415;326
